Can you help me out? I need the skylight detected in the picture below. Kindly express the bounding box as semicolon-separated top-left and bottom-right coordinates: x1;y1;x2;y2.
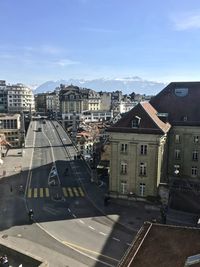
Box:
174;88;188;97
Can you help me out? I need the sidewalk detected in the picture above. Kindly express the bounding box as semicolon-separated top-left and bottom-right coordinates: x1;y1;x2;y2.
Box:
0;235;88;267
0;148;23;180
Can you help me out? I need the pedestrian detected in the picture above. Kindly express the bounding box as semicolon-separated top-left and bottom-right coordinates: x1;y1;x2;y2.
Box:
0;256;3;266
2;255;9;267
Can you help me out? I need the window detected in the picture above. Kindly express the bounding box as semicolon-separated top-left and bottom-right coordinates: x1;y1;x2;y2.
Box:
191;166;198;177
174;164;180;175
139;183;146;197
192;150;198;161
175;149;181;160
132;116;141;128
121;143;127;153
120;181;127;194
194;136;199;143
175;134;180;143
121;163;127;174
139;162;147;176
140;145;147;155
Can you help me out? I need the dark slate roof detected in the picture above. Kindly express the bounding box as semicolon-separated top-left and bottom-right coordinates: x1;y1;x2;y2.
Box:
119;222;200;267
150;82;200;126
108;102;171;134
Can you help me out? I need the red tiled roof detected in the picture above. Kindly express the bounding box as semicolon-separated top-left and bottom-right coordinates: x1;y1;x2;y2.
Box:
141;102;171;133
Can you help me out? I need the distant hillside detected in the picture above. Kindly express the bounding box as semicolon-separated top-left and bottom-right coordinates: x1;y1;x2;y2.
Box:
34;77;166;95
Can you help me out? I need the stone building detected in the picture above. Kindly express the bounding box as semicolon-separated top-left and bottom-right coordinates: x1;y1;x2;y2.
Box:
108;102;171;198
59;84;101;126
34;93;47;113
46;89;60;115
108;82;200;199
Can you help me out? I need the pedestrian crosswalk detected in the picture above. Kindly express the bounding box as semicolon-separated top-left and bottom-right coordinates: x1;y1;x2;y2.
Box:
27;186;85;198
62;187;85;197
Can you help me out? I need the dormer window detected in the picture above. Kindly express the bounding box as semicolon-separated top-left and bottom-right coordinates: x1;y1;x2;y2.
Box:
194;136;199;143
132;116;141;128
182;116;188;121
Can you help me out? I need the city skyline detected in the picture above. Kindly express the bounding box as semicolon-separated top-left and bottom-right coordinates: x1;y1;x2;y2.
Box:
1;0;200;85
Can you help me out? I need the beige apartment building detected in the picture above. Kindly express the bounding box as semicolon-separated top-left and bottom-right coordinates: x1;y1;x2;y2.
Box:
108;82;200;199
108;102;170;198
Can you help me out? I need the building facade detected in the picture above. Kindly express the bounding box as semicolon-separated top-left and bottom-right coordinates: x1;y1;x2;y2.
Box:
59;84;103;126
108;102;170;198
0;80;8;113
108;82;200;199
0;114;22;148
46;89;60;115
7;83;35;113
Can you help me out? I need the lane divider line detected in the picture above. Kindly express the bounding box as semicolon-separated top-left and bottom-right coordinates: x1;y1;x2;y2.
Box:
62;240;119;263
99;232;107;236
112;237;120;242
36;222;116;267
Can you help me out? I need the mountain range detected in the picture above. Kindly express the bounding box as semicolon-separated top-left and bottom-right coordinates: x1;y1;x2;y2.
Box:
34;77;166;95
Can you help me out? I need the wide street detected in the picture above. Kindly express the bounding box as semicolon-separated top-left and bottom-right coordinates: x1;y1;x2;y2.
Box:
0;119;138;267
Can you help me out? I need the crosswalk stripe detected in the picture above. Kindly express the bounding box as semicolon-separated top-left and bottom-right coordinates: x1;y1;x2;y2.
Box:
34;188;37;198
78;187;85;197
73;187;79;197
62;187;68;197
67;187;74;197
45;188;49;197
40;188;44;197
27;187;84;198
28;188;32;198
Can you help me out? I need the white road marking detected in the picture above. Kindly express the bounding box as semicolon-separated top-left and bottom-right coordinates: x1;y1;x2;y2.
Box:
37;223;116;267
99;232;107;236
72;214;77;218
112;237;120;242
79;220;85;224
126;243;131;246
89;226;95;231
67;208;71;213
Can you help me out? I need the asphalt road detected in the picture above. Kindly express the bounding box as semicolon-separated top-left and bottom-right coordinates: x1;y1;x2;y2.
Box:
0;119;135;267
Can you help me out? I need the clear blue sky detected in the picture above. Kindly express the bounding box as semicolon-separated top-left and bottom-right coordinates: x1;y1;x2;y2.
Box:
1;0;200;85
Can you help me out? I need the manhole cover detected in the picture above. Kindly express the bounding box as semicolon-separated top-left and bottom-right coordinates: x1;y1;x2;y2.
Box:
2;235;8;239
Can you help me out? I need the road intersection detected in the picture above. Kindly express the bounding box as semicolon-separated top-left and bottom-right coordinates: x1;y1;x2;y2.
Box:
0;119;161;267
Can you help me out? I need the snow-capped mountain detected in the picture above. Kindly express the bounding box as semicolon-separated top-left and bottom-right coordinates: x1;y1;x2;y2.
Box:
35;77;166;95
